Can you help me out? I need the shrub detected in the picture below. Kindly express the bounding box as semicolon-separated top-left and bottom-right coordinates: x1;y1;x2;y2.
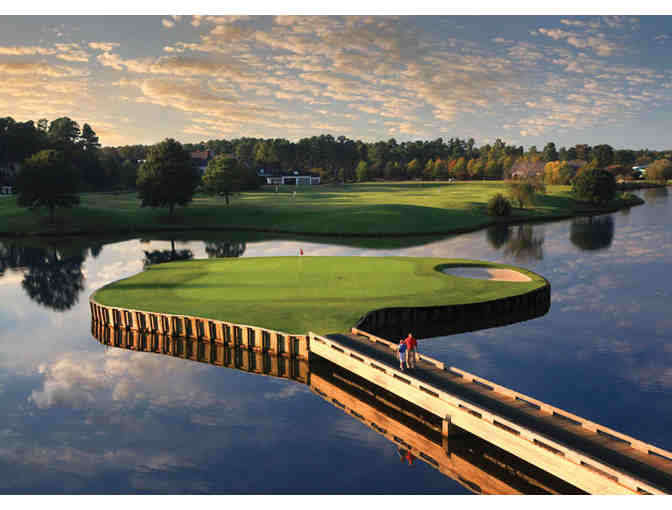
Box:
572;168;617;205
646;159;672;182
487;193;512;216
508;181;536;208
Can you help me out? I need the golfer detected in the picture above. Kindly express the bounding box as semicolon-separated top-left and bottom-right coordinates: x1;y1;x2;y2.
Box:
397;339;408;371
405;332;418;369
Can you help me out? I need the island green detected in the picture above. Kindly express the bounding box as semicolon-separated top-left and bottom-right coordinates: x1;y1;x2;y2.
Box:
92;256;548;335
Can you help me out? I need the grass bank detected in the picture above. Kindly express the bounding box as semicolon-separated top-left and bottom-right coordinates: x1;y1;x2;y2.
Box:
1;181;643;238
92;256;548;335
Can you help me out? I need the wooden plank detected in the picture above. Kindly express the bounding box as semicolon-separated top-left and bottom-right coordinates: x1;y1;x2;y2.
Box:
311;333;657;494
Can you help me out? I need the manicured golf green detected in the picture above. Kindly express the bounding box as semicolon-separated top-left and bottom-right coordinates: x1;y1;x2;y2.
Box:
93;256;548;334
0;181;643;236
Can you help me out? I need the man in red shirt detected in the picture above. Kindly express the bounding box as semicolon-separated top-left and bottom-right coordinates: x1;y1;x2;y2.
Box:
405;332;418;369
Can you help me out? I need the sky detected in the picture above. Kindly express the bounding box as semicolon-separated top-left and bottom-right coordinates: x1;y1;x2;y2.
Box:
0;12;671;149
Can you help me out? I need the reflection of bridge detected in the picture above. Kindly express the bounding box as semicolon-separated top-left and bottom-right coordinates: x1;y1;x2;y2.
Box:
312;330;672;494
91;317;672;495
91;323;580;494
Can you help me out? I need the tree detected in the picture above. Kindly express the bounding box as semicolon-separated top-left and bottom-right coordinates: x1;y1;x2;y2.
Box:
136;138;199;220
485;158;502;179
202;154;259;205
16;150;80;222
486;193;512;216
355;160;369;182
406;158;421;179
48;117;80;152
646;159;672;182
452;157;467;179
592;144;614;168
508;181;536;209
120;159;138;189
572;168;616;204
80;123;100;152
544;161;574;185
542;142;558;162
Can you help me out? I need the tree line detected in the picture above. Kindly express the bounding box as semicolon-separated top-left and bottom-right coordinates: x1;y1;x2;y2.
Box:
3;117;670;190
183;136;671;183
0;116;139;191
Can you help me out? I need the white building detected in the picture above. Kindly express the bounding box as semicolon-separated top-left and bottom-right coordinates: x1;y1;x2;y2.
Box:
258;169;320;185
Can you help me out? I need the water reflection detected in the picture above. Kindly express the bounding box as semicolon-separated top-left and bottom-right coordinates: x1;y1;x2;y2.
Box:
485;224;510;249
0;241;86;311
205;240;246;258
143;239;194;267
90;322;583;495
569;216;615;251
2;189;672;493
485;224;544;262
643;187;669;203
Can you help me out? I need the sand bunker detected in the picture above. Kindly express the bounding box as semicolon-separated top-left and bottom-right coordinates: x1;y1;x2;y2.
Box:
441;266;532;282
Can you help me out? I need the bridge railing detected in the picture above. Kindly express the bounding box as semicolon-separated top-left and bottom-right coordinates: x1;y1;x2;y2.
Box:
329;330;662;494
352;326;672;465
90;299;309;360
351;327;446;369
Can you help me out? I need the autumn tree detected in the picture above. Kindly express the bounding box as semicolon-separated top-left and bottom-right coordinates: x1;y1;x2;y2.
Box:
453;157;467;180
406;158;421;179
544;161;575;185
646;159;672;182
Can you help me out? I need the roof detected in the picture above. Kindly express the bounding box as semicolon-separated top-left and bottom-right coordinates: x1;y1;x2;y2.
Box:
190;150;212;161
510;159;545;177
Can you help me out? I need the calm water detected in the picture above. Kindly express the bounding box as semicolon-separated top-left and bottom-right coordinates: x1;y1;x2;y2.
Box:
0;188;670;494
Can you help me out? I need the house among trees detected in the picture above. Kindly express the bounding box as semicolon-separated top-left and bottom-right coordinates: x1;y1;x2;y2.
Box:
190;150;215;176
510;159;545;179
630;165;648;178
258;168;321;185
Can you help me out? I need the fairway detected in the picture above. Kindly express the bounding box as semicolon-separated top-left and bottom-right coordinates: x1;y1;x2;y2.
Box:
93;256;548;334
0;181;640;236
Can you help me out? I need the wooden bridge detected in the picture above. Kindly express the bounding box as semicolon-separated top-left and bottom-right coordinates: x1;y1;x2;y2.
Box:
311;329;672;495
92;322;582;494
90;298;672;494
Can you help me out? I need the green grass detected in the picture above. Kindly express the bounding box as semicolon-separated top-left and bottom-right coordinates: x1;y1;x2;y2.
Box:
0;181;642;237
93;256;548;335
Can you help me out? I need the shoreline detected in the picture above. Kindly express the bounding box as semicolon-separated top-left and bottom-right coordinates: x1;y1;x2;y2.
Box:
0;197;647;240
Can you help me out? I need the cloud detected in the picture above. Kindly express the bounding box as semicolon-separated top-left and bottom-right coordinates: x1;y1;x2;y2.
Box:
0;59;87;77
88;41;121;52
560;19;588;27
538;28;618;56
0;45;56;56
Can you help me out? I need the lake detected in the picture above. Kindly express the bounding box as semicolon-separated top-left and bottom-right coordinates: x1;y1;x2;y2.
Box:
0;187;670;494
